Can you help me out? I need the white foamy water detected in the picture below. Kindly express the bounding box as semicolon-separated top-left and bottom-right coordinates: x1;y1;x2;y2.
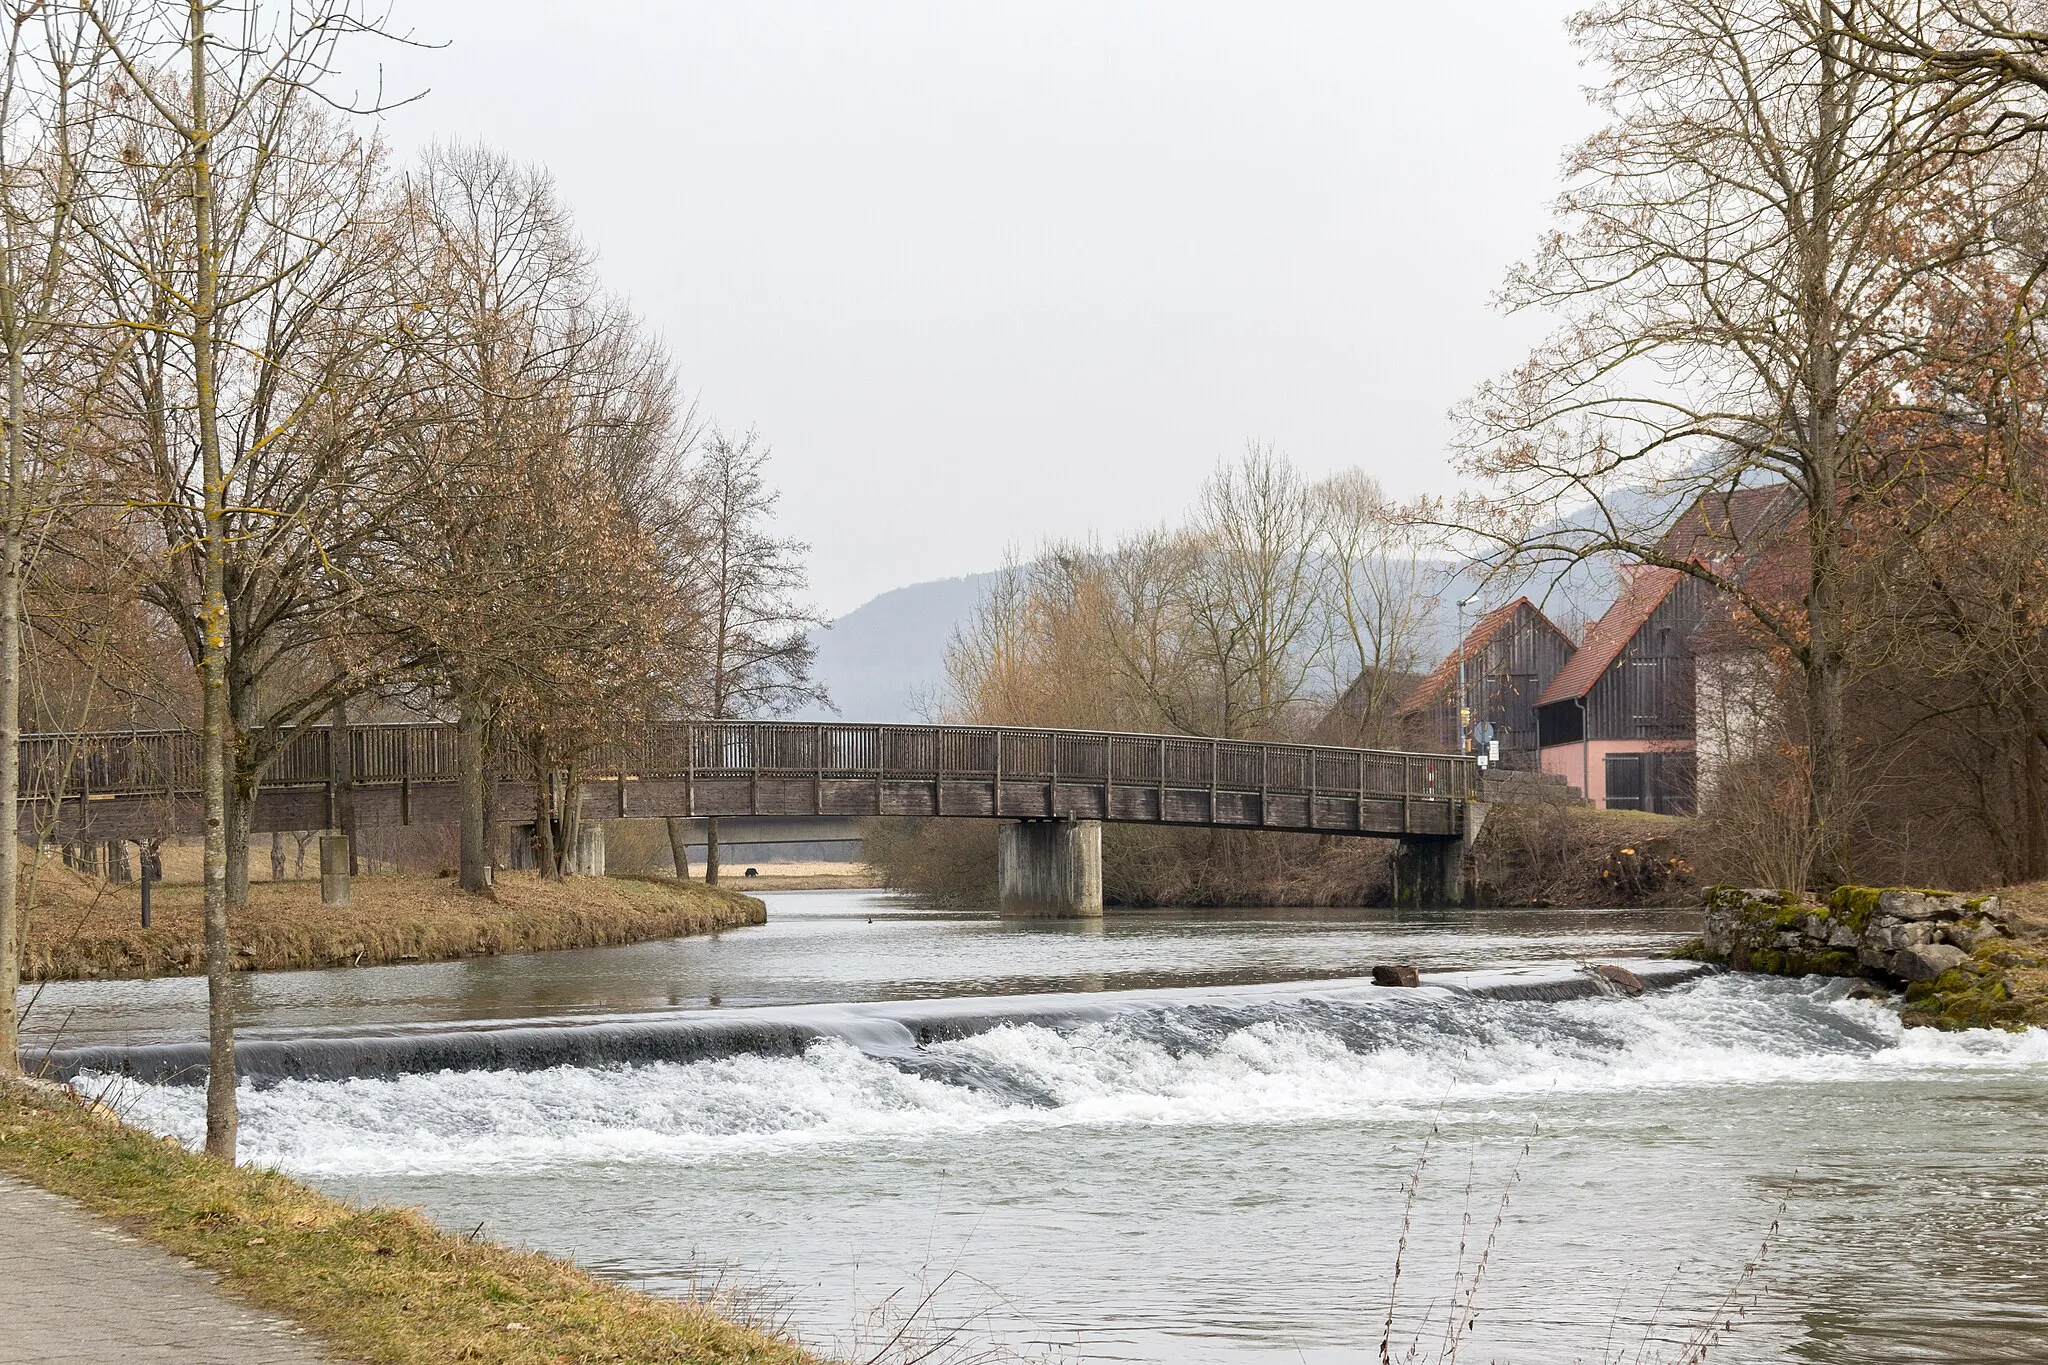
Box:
90;975;2048;1180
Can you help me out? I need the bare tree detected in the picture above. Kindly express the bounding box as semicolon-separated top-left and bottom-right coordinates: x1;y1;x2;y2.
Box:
671;428;823;883
73;0;409;1161
383;141;616;891
1313;471;1437;745
0;3;107;1079
1455;0;2008;881
1182;443;1328;739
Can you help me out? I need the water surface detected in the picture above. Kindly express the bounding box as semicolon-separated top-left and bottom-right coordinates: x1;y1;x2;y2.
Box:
50;892;2048;1364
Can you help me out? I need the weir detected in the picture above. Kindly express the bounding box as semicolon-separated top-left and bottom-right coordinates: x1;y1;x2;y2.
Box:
32;959;1713;1086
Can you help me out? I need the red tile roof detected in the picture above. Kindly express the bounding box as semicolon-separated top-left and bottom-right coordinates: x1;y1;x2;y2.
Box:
1397;598;1562;716
1534;566;1684;707
1663;485;1808;654
1656;483;1802;565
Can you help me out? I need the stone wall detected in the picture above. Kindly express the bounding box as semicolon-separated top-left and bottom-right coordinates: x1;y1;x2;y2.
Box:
1693;885;2043;1029
1700;886;2009;981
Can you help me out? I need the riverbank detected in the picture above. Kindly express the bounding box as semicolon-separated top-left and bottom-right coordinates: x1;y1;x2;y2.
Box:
1689;880;2048;1030
23;869;764;982
0;1077;806;1364
718;864;883;892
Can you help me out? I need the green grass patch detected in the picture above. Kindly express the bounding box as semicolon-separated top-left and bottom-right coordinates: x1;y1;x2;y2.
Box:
0;1079;811;1364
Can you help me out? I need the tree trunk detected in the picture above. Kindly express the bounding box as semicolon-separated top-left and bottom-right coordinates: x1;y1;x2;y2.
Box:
224;769;254;909
559;774;581;877
533;774;559;881
270;829;285;881
456;697;491;893
329;701;355;877
665;815;691;880
704;815;720;887
190;1;236;1162
0;403;21;1077
2025;708;2048;882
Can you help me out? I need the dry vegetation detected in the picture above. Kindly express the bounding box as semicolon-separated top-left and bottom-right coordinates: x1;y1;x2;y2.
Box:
21;866;762;982
866;804;1706;909
1471;802;1701;908
0;1077;809;1365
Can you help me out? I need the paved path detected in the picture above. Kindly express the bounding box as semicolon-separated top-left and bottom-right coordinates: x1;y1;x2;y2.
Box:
0;1175;331;1363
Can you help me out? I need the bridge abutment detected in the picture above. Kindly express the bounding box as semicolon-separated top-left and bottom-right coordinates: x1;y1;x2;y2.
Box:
998;819;1102;918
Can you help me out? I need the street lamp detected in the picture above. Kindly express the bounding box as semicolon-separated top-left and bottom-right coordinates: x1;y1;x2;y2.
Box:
1456;592;1479;756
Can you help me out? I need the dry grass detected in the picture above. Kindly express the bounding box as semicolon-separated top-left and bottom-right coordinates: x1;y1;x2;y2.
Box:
23;867;765;982
714;863;884;892
0;1077;812;1365
1471;803;1700;907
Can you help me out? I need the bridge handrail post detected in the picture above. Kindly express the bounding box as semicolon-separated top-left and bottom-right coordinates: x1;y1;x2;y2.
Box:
1258;744;1268;827
749;723;760;815
1355;751;1366;833
1048;730;1059;819
1157;736;1166;821
1102;735;1112;819
993;730;1002;816
1308;745;1318;830
1208;738;1218;822
1402;754;1413;835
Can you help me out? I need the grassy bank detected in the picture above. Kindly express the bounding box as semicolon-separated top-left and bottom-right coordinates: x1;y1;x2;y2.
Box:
0;1077;807;1364
24;869;764;982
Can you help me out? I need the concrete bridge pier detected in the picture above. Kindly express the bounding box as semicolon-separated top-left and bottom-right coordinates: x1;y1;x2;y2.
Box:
999;819;1103;917
1391;838;1463;909
1390;801;1490;909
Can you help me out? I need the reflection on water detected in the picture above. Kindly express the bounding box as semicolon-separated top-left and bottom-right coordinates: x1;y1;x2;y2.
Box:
46;891;2048;1364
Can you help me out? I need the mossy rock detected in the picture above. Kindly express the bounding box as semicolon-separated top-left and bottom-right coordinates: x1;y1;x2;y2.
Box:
1825;885;1882;935
1746;945;1858;979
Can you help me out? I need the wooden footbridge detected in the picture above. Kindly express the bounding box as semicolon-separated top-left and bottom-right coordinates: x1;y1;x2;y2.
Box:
23;721;1481;911
22;720;1477;841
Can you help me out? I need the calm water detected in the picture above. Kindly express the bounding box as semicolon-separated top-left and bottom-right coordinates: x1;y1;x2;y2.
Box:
39;892;2048;1363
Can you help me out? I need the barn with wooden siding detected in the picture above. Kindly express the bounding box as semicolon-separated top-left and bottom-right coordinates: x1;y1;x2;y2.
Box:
1534;567;1707;812
1396;598;1575;771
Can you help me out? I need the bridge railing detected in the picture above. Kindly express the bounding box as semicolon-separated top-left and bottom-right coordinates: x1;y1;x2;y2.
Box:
618;720;1472;805
18;720;1476;819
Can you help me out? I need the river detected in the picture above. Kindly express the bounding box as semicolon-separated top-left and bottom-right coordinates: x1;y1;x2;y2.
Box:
26;891;2048;1363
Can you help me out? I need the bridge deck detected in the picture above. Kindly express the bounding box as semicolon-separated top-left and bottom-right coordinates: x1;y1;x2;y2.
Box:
20;721;1477;842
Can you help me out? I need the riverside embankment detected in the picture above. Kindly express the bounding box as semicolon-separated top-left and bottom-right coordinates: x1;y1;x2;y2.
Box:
34;890;2048;1363
1691;882;2048;1030
23;868;762;982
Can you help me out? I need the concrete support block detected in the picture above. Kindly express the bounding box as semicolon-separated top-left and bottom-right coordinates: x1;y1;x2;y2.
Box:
319;834;351;908
998;819;1102;918
572;820;607;877
1391;837;1464;909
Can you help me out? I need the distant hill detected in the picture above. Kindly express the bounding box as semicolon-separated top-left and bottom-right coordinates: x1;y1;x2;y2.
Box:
796;571;1001;723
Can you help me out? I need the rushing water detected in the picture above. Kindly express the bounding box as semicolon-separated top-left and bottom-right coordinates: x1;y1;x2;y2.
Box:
31;892;2048;1363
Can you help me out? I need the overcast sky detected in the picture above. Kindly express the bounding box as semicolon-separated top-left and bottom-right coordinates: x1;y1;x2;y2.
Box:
372;3;1596;617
